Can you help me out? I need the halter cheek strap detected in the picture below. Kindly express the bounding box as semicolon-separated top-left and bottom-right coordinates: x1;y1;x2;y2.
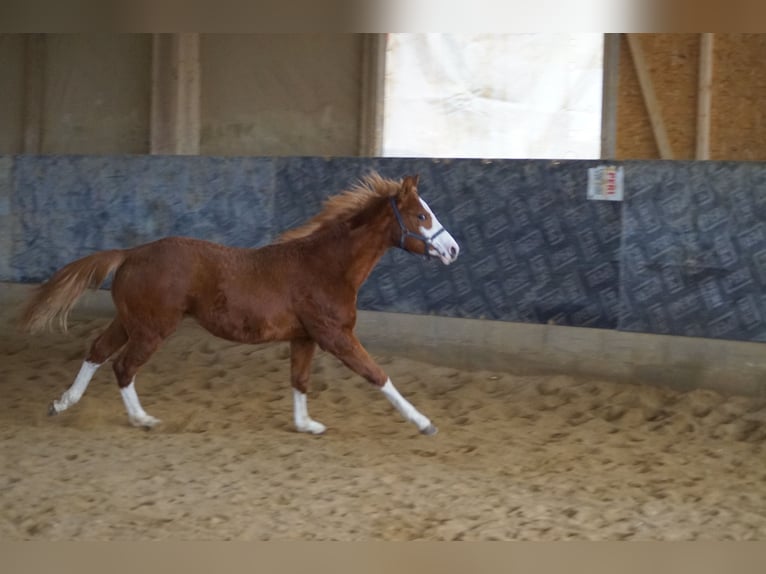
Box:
389;196;446;259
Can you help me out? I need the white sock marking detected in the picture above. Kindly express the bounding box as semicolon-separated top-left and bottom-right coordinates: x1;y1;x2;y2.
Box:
120;380;161;428
293;388;326;434
51;360;100;413
380;378;434;432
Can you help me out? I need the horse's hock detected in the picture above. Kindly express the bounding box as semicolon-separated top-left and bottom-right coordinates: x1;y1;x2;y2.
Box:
3;282;765;398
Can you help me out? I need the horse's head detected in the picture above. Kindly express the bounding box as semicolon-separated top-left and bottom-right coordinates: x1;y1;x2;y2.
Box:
390;175;460;265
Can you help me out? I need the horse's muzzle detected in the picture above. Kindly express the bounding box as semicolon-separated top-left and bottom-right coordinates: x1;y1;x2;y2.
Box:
427;231;460;265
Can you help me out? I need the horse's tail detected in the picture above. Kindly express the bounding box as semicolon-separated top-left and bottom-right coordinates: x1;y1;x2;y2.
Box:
18;249;127;334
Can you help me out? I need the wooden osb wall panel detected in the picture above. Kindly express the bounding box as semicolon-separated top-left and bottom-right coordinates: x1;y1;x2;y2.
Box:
616;34;699;160
616;33;766;161
711;34;766;161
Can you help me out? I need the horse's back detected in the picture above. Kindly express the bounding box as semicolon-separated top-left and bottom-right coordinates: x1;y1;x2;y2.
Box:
110;236;302;342
111;237;240;315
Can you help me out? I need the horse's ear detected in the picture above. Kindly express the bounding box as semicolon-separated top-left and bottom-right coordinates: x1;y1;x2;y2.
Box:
401;174;420;195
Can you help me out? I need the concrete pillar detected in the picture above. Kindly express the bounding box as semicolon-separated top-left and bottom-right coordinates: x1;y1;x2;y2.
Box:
150;33;200;155
22;34;46;154
358;33;386;157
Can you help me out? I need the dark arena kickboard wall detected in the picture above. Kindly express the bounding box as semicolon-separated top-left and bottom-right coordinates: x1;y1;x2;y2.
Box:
0;155;764;343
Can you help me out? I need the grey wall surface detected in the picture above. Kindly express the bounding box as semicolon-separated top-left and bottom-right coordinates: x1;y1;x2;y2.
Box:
200;34;365;156
42;34;152;154
0;36;25;154
1;155;765;344
0;34;367;157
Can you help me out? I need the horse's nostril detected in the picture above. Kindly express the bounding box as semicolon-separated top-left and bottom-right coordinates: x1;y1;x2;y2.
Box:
450;246;457;257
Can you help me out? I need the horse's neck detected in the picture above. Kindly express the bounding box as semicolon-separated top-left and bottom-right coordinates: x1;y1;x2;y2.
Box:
337;214;394;290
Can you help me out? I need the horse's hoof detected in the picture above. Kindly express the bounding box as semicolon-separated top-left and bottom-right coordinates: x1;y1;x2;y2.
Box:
48;402;59;417
130;415;161;429
297;421;327;435
420;424;438;436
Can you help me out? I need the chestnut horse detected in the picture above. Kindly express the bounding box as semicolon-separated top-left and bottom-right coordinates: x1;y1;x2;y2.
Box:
19;173;460;435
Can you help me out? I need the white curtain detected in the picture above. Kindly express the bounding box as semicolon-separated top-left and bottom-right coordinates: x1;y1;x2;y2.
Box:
383;33;604;159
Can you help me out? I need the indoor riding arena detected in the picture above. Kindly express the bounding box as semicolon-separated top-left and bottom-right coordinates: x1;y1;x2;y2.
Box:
2;34;766;542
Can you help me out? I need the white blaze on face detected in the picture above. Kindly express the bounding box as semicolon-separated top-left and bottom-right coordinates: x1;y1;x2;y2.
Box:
418;197;460;265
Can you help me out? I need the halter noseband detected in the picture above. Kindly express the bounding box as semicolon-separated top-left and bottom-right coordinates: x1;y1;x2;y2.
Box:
389;196;446;259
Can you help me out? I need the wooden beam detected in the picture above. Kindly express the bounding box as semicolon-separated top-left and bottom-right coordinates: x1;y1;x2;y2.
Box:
600;33;620;160
150;33;201;155
22;34;46;154
358;33;387;157
626;34;674;160
696;33;714;160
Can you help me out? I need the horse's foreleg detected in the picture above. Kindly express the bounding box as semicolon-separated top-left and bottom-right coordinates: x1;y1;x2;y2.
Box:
290;338;325;434
320;330;437;436
49;318;128;416
380;378;438;435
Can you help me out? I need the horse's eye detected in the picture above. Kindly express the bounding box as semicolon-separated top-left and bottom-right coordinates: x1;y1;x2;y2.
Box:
417;214;427;221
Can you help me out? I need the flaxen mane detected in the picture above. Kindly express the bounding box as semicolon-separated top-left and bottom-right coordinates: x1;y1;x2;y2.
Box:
277;172;403;243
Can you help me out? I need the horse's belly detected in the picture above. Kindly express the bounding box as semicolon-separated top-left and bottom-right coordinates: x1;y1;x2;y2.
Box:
193;305;303;344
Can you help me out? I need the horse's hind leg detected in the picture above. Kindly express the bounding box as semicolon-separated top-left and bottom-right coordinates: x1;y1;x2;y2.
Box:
49;317;128;416
112;330;166;428
290;338;326;434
